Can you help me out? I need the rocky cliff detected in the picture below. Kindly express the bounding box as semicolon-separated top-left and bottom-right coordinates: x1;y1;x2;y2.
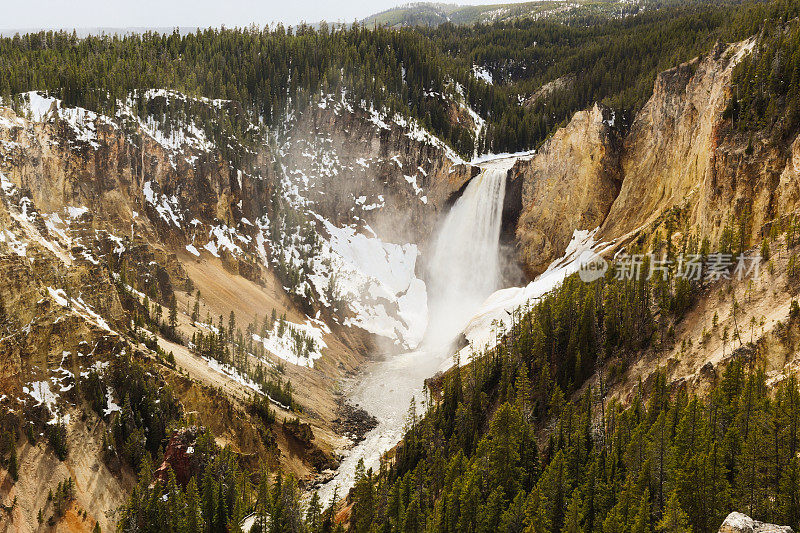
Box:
509;38;800;273
719;512;793;533
511;103;621;277
280;95;477;246
599;39;761;247
0;88;479;531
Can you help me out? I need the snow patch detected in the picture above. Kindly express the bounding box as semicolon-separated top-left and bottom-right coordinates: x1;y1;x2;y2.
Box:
252;318;327;368
461;229;610;355
143;181;183;228
309;219;429;349
472;65;494;85
66;206;89;219
20;91;109;149
22;380;67;425
0;171;14;194
469;150;536;166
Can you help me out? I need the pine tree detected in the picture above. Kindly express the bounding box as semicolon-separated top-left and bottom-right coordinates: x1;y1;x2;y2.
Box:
778;457;800;529
168;298;178;334
480;487;506;533
350;458;376;533
656;491;691;533
499;491;527;533
482;402;524;497
185;476;203;533
526;486;554;533
403;496;423;533
8;431;18;482
191;292;200;323
515;365;533;422
632;490;651;533
648;411;671;515
562;488;583;533
306;492;322;533
519;420;540;493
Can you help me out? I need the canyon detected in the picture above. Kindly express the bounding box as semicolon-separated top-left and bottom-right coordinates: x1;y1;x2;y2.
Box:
0;27;799;532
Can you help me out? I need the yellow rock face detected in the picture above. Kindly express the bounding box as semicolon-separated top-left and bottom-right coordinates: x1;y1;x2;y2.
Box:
513;103;621;277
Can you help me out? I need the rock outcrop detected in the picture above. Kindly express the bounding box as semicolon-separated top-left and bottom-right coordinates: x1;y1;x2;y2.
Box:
718;512;793;533
281;100;477;246
512;103;621;276
511;37;800;275
155;427;203;487
599;40;758;245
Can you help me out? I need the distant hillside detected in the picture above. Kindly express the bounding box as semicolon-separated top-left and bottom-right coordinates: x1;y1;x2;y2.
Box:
362;0;652;27
0;26;199;38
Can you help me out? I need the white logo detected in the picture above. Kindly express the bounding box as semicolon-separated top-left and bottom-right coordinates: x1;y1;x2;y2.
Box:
578;251;608;282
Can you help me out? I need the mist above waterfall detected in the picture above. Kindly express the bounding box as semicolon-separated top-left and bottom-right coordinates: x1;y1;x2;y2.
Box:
423;163;509;351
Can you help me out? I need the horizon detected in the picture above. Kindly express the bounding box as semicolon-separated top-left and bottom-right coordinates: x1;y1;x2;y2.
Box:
0;0;535;33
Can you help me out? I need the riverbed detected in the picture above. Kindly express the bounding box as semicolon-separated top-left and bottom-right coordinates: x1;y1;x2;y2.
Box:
316;348;449;504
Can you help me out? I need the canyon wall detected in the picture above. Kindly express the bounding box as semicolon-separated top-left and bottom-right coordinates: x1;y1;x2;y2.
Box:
511;38;800;275
511;103;621;277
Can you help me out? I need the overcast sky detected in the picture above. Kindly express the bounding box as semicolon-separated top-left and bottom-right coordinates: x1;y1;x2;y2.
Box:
0;0;527;31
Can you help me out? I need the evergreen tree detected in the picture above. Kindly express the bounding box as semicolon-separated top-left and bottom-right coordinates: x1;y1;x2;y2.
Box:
191;292;200;323
168;298;178;334
350;459;375;533
306;492;322;533
7;430;18;482
185;477;203;533
656;491;691;533
561;489;583;533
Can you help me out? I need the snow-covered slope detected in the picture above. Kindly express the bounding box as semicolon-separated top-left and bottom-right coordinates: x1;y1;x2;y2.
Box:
461;228;613;356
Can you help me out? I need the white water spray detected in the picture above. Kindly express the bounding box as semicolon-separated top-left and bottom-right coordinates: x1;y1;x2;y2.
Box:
316;160;512;505
424;166;507;350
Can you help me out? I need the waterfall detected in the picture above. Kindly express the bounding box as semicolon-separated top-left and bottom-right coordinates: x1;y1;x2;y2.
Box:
424;166;507;350
316;162;510;506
